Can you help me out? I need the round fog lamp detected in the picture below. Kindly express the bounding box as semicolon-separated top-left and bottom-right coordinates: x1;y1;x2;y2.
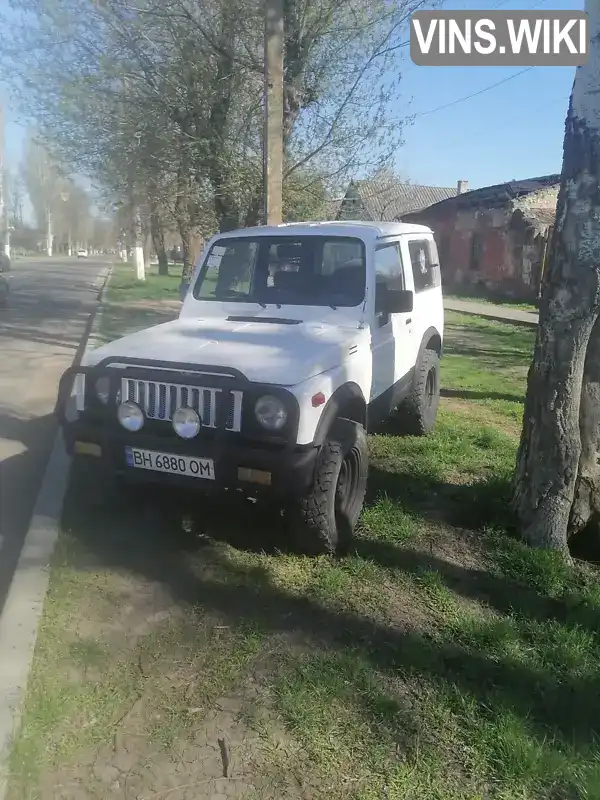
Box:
173;406;201;439
95;376;110;404
117;401;144;432
255;394;287;431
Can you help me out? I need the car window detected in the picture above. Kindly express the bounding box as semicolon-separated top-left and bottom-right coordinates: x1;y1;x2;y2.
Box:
374;242;405;326
196;240;259;301
408;239;440;293
193;235;366;308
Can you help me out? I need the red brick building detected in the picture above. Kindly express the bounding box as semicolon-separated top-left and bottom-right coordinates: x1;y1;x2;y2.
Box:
402;175;560;302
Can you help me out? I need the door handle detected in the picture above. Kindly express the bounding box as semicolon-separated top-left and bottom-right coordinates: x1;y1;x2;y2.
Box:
406;318;412;324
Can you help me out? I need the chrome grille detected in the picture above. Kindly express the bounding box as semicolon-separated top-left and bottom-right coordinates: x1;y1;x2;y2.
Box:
121;378;243;432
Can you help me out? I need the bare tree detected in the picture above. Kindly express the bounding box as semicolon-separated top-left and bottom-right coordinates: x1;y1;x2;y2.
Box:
1;0;428;237
513;1;600;554
4;169;25;227
20;135;63;255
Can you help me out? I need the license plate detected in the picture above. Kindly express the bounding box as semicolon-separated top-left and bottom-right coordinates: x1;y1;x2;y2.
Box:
124;447;215;480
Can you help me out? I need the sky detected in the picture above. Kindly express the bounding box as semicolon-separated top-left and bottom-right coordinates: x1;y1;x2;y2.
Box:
393;0;582;189
1;0;583;198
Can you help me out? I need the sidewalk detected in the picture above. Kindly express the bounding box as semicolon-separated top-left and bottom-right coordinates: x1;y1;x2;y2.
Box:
444;298;539;328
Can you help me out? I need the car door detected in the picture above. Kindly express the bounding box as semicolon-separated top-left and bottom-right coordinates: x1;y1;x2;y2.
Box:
370;239;416;403
401;234;443;355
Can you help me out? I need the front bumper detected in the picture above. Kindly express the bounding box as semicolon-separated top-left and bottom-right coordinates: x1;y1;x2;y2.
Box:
62;420;318;497
56;362;317;498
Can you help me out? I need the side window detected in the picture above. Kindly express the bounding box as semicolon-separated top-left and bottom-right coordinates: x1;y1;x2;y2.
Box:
409;239;439;294
374;242;404;326
375;242;404;285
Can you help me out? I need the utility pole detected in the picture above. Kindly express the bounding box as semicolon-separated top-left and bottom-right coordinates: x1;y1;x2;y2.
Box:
263;0;284;226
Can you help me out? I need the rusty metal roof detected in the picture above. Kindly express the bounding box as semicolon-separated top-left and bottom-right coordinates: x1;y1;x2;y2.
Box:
405;174;561;218
519;205;556;227
340;178;457;221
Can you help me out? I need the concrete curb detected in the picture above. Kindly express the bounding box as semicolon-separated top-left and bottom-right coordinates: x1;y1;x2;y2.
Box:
0;264;113;800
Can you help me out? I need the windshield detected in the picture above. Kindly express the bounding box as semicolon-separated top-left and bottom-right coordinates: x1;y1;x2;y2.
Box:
192;235;366;308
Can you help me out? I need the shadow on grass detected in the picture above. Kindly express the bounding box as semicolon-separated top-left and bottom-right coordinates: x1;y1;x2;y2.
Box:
440;388;524;404
444;344;532;369
59;462;600;762
363;456;515;537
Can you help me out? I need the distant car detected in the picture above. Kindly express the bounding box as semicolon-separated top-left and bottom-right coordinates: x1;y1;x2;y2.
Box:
77;249;88;258
0;253;11;272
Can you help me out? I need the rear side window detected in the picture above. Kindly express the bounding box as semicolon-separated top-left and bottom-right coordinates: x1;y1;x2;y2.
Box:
408;239;440;293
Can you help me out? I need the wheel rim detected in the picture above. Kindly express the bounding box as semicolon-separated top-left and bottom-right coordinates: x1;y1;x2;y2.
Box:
335;446;360;518
425;368;436;407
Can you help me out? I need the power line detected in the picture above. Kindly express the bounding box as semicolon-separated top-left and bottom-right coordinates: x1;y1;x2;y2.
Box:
410;66;535;120
439;96;566;148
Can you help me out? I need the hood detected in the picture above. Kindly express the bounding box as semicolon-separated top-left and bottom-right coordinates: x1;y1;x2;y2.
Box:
84;315;365;386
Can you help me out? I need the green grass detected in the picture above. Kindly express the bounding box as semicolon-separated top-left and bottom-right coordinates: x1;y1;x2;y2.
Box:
99;261;181;342
446;292;538;314
105;260;182;303
8;273;600;800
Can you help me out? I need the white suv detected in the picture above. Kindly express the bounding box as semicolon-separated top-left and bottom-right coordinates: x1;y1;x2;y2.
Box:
56;221;444;554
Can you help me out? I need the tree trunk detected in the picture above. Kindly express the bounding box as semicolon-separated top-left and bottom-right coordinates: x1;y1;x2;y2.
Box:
178;222;192;284
131;208;145;281
569;317;600;537
513;8;600;552
215;193;240;233
150;210;168;276
46;208;53;257
244;181;264;227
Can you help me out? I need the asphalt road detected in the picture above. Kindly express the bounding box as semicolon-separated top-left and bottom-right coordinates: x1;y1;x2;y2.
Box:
0;256;108;614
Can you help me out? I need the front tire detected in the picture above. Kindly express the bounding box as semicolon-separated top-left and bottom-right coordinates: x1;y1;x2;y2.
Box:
396;348;441;436
289;419;368;556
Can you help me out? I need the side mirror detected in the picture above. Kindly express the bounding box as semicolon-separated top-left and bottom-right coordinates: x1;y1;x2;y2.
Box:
179;281;190;302
381;288;413;315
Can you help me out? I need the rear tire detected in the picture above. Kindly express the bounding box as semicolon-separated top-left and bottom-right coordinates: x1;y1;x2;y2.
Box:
288;419;368;556
396;348;440;436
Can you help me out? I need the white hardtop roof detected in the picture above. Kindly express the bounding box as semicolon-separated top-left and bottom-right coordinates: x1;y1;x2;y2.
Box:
211;220;432;241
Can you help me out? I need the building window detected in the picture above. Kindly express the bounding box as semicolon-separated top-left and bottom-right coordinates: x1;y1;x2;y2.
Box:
470;232;484;271
408;239;440;293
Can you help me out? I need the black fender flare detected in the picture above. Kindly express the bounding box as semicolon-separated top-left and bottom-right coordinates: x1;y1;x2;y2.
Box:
416;326;442;372
313;382;367;446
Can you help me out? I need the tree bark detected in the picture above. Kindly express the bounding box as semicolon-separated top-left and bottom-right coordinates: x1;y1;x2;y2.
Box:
131;208;145;281
177;220;192;284
569;317;600;537
150;209;168;275
513;8;600;552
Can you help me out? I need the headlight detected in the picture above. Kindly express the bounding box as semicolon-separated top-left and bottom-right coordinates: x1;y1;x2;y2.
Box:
95;376;110;404
255;394;287;431
117;401;144;432
172;406;201;439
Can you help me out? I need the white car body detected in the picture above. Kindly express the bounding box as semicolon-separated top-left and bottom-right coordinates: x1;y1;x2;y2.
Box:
83;221;444;446
59;220;444;555
78;249;88;258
